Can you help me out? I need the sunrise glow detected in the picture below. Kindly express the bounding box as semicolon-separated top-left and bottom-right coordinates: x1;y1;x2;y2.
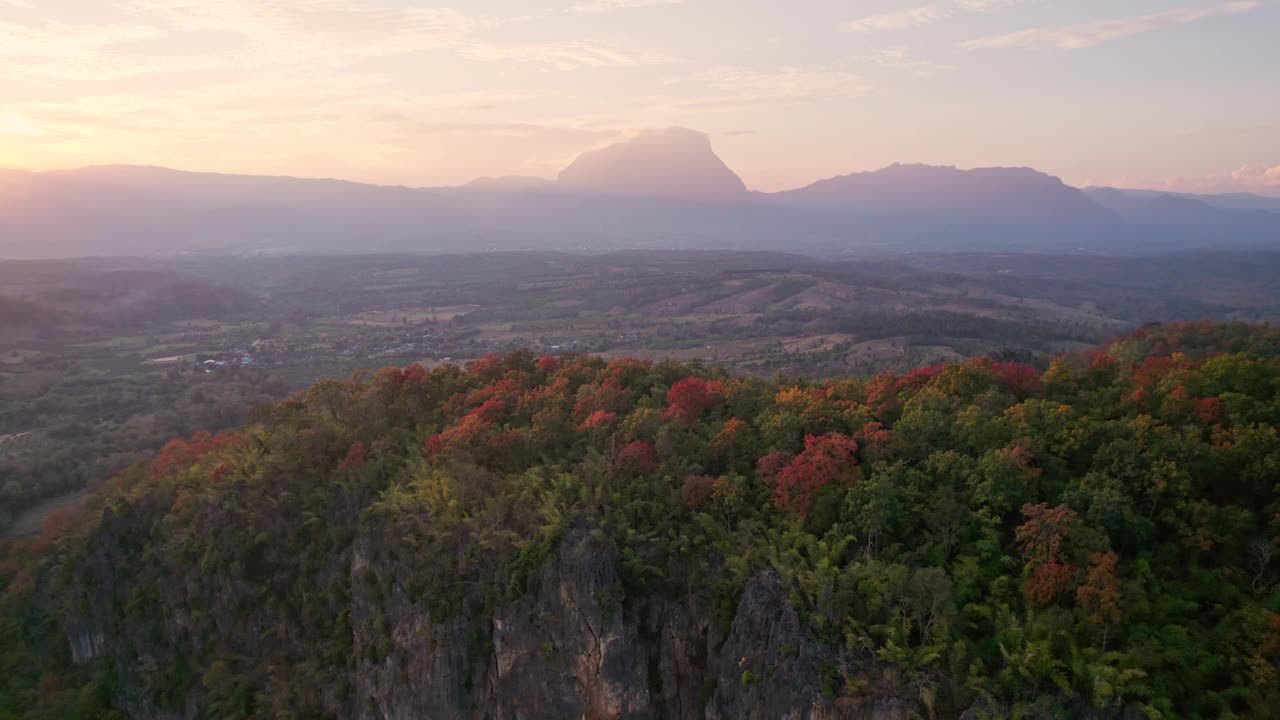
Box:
1;0;1276;194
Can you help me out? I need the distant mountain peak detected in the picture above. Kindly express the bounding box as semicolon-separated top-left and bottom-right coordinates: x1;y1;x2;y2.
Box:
772;162;1111;223
556;127;748;202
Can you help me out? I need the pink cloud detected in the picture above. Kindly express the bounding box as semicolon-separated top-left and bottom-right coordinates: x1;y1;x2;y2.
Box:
962;1;1263;50
1152;164;1280;197
848;6;950;33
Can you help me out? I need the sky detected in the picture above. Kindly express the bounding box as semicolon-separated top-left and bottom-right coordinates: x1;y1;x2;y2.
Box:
1;0;1277;195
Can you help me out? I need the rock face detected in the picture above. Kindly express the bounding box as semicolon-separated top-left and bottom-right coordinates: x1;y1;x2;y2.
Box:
349;536;921;719
706;571;823;719
352;527;657;719
351;526;711;719
706;573;913;720
557;128;750;202
345;527;920;719
60;513;1153;720
65;512;923;719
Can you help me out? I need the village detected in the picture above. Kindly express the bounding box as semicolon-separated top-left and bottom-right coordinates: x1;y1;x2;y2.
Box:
144;317;616;380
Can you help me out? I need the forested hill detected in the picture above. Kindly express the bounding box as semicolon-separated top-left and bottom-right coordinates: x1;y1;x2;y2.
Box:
4;322;1280;719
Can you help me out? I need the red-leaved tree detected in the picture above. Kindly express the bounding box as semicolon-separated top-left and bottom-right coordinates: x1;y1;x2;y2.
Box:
338;441;368;471
615;440;658;474
760;433;859;519
664;377;725;425
1016;502;1082;604
1077;550;1122;648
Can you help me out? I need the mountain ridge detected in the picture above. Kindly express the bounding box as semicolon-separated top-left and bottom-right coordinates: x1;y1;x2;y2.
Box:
2;129;1277;258
0;129;1108;200
772;162;1115;223
1086;186;1280;214
5;141;1279;206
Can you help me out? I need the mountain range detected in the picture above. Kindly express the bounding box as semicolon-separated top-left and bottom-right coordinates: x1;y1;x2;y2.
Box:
1;128;1277;258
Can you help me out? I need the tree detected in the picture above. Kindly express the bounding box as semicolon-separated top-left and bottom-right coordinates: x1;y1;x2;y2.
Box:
1076;550;1122;649
615;440;658;474
1016;502;1080;566
578;410;618;432
6;321;1280;718
761;433;860;519
1016;503;1082;604
664;377;724;425
844;467;907;559
338;441;368;471
903;567;954;646
681;475;718;508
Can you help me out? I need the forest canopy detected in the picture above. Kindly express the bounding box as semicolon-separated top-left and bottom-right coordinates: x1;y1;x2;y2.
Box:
3;321;1280;719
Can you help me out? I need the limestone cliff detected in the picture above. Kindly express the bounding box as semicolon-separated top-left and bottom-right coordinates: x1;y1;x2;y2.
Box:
64;514;919;719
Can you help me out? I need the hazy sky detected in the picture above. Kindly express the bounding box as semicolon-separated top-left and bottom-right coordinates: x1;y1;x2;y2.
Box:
1;0;1277;194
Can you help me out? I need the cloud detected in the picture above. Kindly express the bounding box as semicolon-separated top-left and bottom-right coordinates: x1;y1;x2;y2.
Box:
568;0;682;14
953;0;1024;11
1235;165;1280;185
125;1;481;48
864;48;954;76
847;5;950;32
0;2;687;183
1155;164;1280;196
0;18;176;82
554;64;871;133
0;1;767;111
841;0;1029;40
961;0;1263;50
845;0;1030;34
43;1;661;76
365;118;618;169
669;65;870;107
0;113;39;136
459;40;672;70
0;2;490;85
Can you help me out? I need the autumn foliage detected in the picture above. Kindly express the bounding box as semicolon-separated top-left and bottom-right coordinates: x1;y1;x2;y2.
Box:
663;377;725;424
1077;551;1122;627
760;433;860;518
10;323;1280;718
338;441;368;471
710;417;750;456
150;431;245;480
615;440;658;474
578;410;618;432
1017;503;1083;604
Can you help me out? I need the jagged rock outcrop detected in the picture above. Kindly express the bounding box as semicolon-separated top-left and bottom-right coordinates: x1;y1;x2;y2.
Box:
64;511;923;719
351;526;695;719
706;571;825;719
351;525;651;719
345;527;922;719
707;572;913;720
57;506;1162;720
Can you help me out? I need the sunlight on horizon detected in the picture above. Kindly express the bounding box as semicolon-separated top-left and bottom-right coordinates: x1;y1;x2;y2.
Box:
0;0;1276;194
